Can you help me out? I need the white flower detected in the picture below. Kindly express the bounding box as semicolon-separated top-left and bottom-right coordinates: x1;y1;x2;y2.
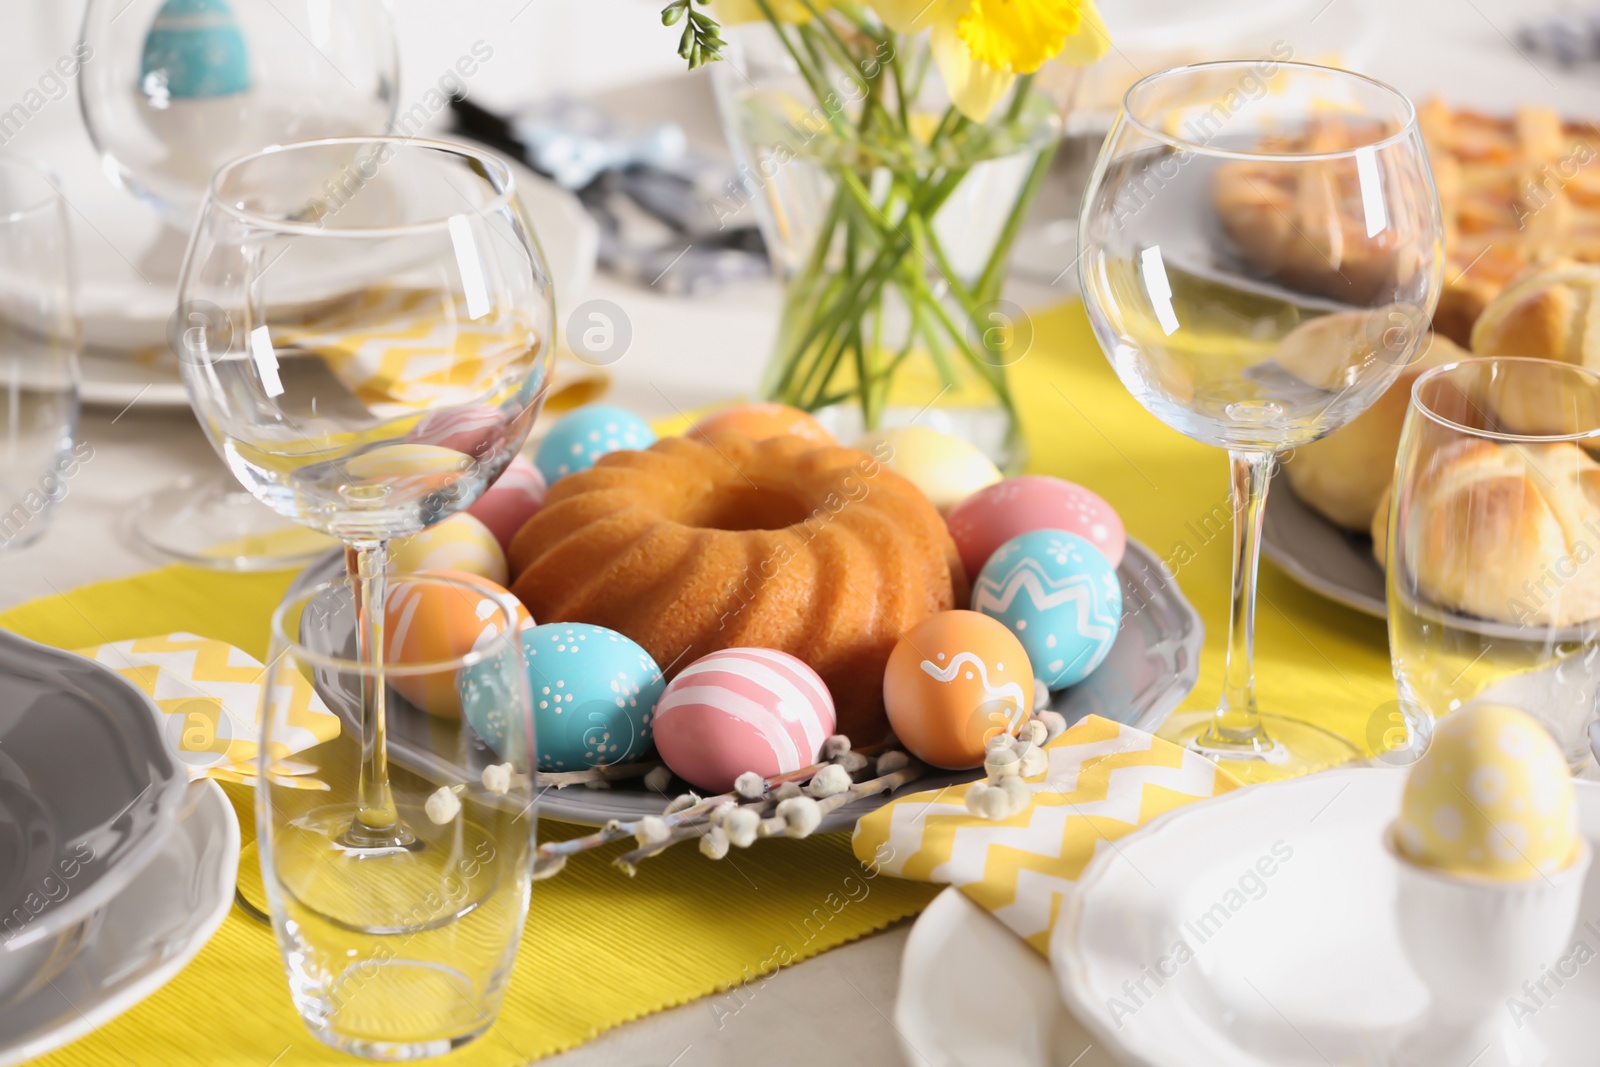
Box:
1018;746;1049;778
821;734;852;759
806;763;853;798
965;782;1013;821
876;750;911;775
999;774;1030;812
664;792;701;815
700;825;731;859
644;766;673;793
777;796;823;838
735;771;766;800
832;750;870;773
774;781;803;801
1034;711;1068;742
724;806;761;847
634;815;672;847
424;786;462;824
481;763;514;795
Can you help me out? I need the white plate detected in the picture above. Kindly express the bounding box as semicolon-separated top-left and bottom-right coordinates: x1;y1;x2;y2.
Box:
1054;769;1600;1067
285;536;1203;830
61;136;598;410
0;779;239;1067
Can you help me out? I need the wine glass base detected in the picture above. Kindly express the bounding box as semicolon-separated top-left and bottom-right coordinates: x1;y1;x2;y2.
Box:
125;476;337;571
1162;710;1362;784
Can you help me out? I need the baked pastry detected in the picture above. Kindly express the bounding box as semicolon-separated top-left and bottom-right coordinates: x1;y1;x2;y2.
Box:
1214;102;1600;345
1282;327;1467;531
1469;260;1600;435
507;431;967;742
1370;440;1600;627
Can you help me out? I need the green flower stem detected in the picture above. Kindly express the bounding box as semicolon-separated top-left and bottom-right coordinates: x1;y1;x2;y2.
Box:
973;136;1058;306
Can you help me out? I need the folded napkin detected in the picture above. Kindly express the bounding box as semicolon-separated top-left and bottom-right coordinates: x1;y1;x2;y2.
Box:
75;633;340;787
852;714;1244;954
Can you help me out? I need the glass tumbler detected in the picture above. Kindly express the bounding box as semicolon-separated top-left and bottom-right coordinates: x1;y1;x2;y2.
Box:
1387;356;1600;770
260;572;536;1058
0;157;80;552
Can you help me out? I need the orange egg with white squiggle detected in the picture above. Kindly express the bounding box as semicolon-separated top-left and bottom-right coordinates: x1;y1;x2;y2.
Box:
883;610;1032;769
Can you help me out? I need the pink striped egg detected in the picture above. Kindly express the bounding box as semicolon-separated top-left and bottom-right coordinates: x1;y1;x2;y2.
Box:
652;648;837;793
408;404;508;459
466;455;547;550
946;475;1126;577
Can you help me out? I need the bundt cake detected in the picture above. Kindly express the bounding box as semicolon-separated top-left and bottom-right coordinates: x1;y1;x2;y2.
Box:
507;431;968;742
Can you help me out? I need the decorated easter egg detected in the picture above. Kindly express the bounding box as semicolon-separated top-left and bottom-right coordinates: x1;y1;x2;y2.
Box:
883;610;1032;769
652;648;836;793
384;571;532;719
691;403;834;445
973;530;1122;690
535;405;656;484
408;404;507;459
1396;704;1579;881
466;455;547;550
947;475;1126;576
854;426;1001;512
141;0;250;100
473;623;664;769
389;513;508;585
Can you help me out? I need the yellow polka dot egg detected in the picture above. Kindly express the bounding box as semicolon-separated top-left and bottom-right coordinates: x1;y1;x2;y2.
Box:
1395;704;1580;881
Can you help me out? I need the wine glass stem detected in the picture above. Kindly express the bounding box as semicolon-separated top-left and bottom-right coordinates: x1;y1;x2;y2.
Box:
1206;449;1274;748
342;539;412;849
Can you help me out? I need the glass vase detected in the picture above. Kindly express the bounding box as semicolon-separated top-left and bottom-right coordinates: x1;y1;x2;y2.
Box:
712;23;1079;470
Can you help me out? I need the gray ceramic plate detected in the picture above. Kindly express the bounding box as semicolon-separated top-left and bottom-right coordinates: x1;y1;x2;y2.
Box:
285;537;1203;830
0;630;187;999
1261;476;1387;618
0;781;238;1067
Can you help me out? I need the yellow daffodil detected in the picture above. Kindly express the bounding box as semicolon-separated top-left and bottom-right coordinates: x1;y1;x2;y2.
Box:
874;0;1109;121
712;0;831;23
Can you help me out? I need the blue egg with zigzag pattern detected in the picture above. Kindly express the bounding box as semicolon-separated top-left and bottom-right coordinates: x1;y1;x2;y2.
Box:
972;529;1121;691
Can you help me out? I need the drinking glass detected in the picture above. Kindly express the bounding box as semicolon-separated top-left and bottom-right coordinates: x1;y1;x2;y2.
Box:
1078;62;1445;777
1387;357;1600;772
0;157;80;552
178;136;552;852
261;573;536;1057
79;0;397;570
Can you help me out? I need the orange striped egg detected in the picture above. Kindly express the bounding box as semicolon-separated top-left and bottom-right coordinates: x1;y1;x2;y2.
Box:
384;570;532;718
883;610;1032;769
690;403;834;445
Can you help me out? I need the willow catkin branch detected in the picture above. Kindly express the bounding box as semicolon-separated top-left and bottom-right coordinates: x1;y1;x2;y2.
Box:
535;761;660;789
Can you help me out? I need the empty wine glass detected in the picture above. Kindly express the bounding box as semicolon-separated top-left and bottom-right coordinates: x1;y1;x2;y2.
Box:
1078;62;1444;778
177;136;553;849
79;0;397;569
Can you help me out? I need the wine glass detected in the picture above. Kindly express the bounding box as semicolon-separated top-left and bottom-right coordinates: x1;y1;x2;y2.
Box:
262;572;536;1056
1387;356;1600;772
79;0;397;569
1078;61;1444;778
177;136;553;851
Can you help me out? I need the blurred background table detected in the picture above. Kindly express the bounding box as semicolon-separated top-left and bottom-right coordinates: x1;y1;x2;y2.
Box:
3;0;1600;1063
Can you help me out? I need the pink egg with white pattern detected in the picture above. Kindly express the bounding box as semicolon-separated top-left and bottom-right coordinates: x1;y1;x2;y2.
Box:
467;455;547;550
946;475;1125;577
408;404;507;458
652;648;837;794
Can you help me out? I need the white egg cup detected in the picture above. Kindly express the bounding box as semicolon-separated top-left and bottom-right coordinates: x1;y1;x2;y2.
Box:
1385;830;1592;1067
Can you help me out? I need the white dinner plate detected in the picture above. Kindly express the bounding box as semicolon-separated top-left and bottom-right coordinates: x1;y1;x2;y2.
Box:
285;536;1204;830
0;779;239;1067
1054;769;1600;1067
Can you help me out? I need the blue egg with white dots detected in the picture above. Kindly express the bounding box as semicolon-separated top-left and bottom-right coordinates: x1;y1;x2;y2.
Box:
534;405;655;484
971;529;1122;691
510;622;663;770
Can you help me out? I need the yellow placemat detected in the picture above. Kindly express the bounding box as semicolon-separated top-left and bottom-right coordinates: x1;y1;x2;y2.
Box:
0;300;1393;1065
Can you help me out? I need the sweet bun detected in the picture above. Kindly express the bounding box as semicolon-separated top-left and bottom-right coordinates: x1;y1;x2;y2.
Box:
1283;330;1466;531
1471;259;1600;366
1374;440;1600;627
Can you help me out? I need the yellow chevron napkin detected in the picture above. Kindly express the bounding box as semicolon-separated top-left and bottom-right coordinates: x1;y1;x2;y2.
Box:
74;632;340;787
852;714;1244;954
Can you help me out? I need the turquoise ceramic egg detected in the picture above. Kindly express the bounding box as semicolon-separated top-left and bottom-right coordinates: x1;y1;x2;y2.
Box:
141;0;250;100
466;622;664;769
533;405;655;484
972;530;1122;690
